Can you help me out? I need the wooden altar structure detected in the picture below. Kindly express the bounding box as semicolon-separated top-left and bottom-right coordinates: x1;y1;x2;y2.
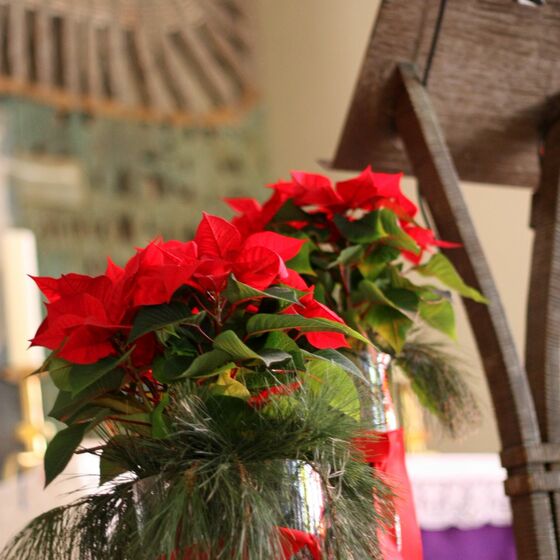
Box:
331;1;560;558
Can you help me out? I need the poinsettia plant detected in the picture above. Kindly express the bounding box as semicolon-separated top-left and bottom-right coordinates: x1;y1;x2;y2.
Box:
34;213;369;486
226;166;487;353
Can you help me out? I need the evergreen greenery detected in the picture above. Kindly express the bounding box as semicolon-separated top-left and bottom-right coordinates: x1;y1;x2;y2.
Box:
3;384;391;560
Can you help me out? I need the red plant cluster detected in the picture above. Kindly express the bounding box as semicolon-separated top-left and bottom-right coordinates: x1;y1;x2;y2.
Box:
31;213;346;366
227;166;459;263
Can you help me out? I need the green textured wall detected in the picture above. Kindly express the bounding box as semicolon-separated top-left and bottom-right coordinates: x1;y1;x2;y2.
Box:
3;97;267;275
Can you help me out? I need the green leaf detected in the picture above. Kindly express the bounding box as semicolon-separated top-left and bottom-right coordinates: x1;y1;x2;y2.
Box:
213;330;294;369
211;371;251;399
151;393;171;438
152;355;195;383
366;305;413;352
273;199;309;222
213;330;261;361
128;302;201;342
378;209;420;254
265;286;303;304
48;358;73;391
333;211;386;243
99;451;128;485
98;435;133;485
419;299;456;339
69;349;132;396
358;246;402;281
328;245;364;268
286;236;316;276
359;280;400;309
49;368;126;422
44;423;90;487
44;408;110;487
415;253;487;303
180;349;234;379
303;348;365;381
384;288;420;312
305;359;360;419
246;313;371;345
264;331;305;370
224;275;301;305
48;391;82;421
257;349;293;367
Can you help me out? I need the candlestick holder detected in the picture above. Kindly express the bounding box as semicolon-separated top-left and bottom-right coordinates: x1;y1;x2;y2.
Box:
2;370;52;479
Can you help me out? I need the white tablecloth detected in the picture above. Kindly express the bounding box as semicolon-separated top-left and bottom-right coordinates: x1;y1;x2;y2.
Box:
406;453;512;530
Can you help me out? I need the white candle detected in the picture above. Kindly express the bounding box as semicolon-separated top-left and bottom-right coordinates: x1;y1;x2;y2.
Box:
0;228;45;376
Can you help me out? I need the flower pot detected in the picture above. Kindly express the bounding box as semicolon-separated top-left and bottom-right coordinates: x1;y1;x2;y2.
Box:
351;345;397;432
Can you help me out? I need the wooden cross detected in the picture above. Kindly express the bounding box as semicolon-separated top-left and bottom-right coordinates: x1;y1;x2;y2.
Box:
331;1;560;558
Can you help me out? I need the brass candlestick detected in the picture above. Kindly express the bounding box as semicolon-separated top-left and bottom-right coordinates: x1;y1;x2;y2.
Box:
3;369;51;479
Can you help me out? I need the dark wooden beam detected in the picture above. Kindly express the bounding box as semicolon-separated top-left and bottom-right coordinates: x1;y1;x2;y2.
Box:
394;61;557;559
526;107;560;546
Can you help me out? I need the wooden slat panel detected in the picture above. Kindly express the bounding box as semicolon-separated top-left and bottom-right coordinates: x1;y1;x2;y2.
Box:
129;27;175;113
108;16;139;106
86;20;103;99
204;0;253;54
170;0;237;106
35;6;53;88
63;13;79;95
332;0;560;188
160;33;203;111
9;2;27;82
204;19;251;90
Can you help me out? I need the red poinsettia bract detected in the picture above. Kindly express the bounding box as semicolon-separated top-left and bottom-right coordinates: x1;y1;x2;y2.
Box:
30;213;325;366
226;167;460;264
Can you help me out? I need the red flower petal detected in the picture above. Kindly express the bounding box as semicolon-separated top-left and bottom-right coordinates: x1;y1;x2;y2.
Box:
434;239;462;249
31;276;60;302
305;330;349;349
224;197;261;215
243;231;305;262
131;333;158;368
233;246;285;291
192;259;232;293
131;264;197;307
281;269;309;291
290;171;342;206
247;381;302;408
335;167;377;209
58;325;117;364
32;273;112;303
105;258;124;282
373;171;418;217
194;213;241;259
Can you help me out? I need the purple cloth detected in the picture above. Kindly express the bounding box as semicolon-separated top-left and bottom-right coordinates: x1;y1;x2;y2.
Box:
421;525;516;560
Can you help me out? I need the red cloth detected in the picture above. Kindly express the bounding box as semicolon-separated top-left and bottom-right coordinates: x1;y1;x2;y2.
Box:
356;428;423;560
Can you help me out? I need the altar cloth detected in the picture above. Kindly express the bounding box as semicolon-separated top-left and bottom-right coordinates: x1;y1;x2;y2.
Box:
406;453;515;559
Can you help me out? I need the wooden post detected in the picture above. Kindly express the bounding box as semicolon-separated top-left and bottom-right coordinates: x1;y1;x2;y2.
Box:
526;108;560;548
394;61;558;559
